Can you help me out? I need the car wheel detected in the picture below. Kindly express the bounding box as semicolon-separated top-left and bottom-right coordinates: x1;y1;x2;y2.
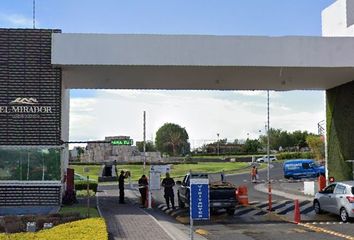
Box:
178;192;185;208
340;208;349;222
314;201;322;214
226;208;235;216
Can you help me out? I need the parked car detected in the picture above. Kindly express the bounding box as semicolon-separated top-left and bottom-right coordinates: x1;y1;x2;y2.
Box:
313;181;354;222
176;173;237;215
283;159;325;179
256;155;277;163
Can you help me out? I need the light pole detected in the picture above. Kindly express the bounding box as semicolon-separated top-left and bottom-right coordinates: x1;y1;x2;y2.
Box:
217;133;220;156
143;111;146;174
266;90;272;211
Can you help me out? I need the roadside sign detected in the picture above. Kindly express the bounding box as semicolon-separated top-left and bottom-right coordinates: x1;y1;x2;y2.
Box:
149;171;161;190
150;165;171;174
190;178;210;220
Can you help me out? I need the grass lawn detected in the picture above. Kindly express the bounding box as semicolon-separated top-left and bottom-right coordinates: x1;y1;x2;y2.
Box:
191;154;265;159
70;162;251;182
59;206;100;218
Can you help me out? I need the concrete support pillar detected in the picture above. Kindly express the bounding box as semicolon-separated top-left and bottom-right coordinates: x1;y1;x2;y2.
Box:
326;80;354;180
61;86;70;180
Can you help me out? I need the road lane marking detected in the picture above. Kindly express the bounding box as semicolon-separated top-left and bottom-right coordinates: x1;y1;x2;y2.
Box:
299;223;354;240
195;229;209;236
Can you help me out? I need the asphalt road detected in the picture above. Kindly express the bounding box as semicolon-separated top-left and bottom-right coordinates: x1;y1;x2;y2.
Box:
151;162;354;239
225;162;287;202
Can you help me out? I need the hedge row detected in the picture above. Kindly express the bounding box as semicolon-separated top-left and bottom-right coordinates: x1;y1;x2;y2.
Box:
276;152;314;160
75;181;98;193
0;218;107;240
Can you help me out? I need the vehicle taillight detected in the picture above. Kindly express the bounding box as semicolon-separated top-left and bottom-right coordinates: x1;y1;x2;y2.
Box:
346;196;354;203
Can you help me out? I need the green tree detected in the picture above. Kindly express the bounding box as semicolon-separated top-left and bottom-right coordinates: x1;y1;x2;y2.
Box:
260;128;314;151
306;135;325;160
291;130;310;149
76;147;85;162
155;123;190;156
242;139;262;153
136;141;156;152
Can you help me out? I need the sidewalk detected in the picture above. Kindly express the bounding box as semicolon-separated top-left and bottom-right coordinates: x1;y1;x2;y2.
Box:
97;184;173;240
254;182;313;201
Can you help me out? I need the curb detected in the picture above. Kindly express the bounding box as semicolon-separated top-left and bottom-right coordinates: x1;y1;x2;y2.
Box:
254;183;312;201
246;191;354;239
96;192;103;217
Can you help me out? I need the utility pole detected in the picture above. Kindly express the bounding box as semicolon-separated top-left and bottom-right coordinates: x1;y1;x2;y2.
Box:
143;111;146;174
267;90;272;211
217;133;220;156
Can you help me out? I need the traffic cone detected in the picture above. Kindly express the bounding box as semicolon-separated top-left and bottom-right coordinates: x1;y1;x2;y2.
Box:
294;199;301;223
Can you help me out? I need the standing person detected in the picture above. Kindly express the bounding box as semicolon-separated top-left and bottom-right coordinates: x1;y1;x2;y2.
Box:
118;170;126;204
251;166;257;183
161;172;175;209
255;166;259;182
138;175;148;207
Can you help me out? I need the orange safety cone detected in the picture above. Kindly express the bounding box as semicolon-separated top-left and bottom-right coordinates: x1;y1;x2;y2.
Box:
294;199;301;223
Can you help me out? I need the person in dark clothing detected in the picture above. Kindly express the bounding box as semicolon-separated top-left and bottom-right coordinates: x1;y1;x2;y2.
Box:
118;170;126;204
161;172;175;209
138;175;148;207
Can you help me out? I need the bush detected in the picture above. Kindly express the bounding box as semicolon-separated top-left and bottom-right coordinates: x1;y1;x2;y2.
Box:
277;152;314;160
0;218;108;240
69;162;103;166
75;181;98;193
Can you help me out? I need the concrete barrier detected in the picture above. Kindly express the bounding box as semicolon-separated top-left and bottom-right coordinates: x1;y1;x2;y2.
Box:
303;181;318;196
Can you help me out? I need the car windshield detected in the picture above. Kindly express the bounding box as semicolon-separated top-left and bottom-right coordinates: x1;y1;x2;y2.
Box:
352;187;354;195
309;162;320;168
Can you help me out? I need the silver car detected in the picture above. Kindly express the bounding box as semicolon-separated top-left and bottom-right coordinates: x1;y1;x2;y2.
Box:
314;181;354;222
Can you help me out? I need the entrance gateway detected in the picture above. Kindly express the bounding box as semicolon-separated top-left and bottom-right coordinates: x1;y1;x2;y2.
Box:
0;0;353;208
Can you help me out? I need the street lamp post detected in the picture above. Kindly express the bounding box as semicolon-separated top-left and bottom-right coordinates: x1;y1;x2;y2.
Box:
267;90;272;211
217;133;220;156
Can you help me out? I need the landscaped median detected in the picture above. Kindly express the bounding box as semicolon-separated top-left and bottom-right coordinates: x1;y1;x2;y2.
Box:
0;218;107;240
71;162;253;181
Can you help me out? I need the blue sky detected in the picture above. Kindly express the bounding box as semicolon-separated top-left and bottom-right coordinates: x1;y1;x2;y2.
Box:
1;0;334;35
0;0;334;145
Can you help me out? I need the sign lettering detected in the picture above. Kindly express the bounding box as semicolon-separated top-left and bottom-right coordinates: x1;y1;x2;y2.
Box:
190;178;210;220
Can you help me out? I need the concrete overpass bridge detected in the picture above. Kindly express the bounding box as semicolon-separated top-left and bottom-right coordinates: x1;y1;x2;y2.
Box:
0;0;352;209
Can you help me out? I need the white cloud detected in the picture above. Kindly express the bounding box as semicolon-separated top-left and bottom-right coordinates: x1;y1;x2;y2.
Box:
69;90;325;148
235;90;281;98
0;14;37;28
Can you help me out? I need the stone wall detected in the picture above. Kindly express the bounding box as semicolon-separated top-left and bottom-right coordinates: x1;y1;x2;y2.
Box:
81;141;162;163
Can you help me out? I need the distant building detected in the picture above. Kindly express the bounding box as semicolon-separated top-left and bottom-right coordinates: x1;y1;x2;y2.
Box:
81;136;162;163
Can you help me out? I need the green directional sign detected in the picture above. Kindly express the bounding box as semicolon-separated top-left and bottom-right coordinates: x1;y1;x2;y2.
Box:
111;139;133;146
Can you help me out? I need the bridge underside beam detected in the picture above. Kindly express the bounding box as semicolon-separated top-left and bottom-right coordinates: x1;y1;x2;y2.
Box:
62;65;354;91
